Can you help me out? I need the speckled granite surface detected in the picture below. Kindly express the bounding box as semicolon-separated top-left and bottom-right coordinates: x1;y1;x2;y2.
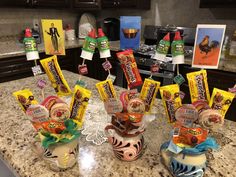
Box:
0;71;236;177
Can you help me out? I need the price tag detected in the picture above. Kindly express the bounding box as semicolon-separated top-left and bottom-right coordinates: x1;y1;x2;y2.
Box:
173;74;185;85
106;74;116;83
37;79;47;89
32;65;43;76
78;64;88;75
150;64;159;73
102;60;112;71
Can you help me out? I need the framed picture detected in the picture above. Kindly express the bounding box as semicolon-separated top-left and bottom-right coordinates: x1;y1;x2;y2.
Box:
41;19;65;55
192;24;226;69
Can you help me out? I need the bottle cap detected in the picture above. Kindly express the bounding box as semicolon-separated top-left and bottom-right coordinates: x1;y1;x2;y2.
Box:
98;28;105;37
88;29;96;38
25;28;32;38
173;31;182;41
163;32;170;41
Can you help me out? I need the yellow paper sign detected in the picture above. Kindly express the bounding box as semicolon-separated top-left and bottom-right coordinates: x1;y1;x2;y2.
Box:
41;19;65;55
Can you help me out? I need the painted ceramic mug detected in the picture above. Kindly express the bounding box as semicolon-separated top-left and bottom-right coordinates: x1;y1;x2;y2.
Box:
160;141;206;177
105;125;145;161
42;138;79;171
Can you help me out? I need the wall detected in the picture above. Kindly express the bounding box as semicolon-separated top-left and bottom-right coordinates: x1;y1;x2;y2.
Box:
0;8;78;41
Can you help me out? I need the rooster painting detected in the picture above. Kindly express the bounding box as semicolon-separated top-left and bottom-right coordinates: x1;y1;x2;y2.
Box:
199;35;220;55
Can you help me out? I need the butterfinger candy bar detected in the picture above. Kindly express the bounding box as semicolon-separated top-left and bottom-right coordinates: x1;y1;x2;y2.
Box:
96;80;116;102
140;78;160;112
160;84;182;123
70;85;91;124
40;55;72;96
187;70;210;103
209;88;234;118
13;89;38;112
116;50;142;88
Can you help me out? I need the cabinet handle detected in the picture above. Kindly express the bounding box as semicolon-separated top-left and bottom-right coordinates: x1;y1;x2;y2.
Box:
117;1;120;5
114;1;116;5
33;0;37;4
26;0;30;3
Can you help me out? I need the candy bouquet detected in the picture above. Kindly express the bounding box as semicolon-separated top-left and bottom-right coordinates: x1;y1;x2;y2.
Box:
159;70;235;177
13;55;91;171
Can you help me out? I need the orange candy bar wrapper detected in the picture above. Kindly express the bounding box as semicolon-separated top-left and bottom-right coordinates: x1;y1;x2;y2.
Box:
115;112;144;123
209;88;235;118
187;70;210;103
172;125;208;148
116;50;142;88
160;84;182;123
70;85;91;125
13;89;38;112
96;80;117;102
40;55;72;96
140;78;160;112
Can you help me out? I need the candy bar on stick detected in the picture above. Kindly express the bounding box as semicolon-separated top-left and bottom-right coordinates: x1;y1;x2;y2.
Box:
96;80;117;102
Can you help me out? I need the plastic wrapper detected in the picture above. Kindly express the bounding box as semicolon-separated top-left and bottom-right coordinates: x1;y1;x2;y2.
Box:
13;89;38;112
70;85;91;125
139;78;160;112
40;55;72;96
160;84;182;123
187;70;210;103
209;88;235;118
116;50;142;88
41;120;66;134
120;89;138;112
96;80;116;102
127;98;145;114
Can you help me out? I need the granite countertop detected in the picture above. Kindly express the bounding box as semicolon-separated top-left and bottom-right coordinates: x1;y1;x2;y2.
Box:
0;70;235;177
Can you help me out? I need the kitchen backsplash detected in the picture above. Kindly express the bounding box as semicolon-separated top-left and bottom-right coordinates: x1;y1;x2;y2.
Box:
0;8;78;40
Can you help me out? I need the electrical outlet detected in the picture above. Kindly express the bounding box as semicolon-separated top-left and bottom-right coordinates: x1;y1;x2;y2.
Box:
33;19;40;30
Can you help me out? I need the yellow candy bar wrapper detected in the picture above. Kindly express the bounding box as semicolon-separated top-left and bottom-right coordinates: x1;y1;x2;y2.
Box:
70;85;91;124
96;80;117;102
160;84;182;123
187;70;210;103
140;78;160;112
13;89;38;112
40;55;72;96
209;88;234;118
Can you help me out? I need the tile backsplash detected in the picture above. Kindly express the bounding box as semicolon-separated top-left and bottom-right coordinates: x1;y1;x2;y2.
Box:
0;8;78;39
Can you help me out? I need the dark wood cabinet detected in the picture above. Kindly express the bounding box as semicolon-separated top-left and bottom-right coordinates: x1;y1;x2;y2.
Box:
32;0;70;8
101;0;150;9
0;0;31;7
179;64;236;121
72;0;100;9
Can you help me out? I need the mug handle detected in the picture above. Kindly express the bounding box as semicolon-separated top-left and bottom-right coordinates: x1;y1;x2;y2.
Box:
104;125;116;138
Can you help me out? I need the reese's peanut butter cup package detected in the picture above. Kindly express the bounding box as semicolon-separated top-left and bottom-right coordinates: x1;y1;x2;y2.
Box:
140;78;160;112
40;55;72;96
160;84;182;123
116;49;142;88
187;70;210;103
70;85;91;125
13;89;38;112
96;80;117;102
209;88;234;118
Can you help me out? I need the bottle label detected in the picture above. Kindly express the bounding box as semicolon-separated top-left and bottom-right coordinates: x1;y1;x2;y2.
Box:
171;40;184;57
24;38;37;52
97;36;110;51
156;40;170;55
82;37;96;53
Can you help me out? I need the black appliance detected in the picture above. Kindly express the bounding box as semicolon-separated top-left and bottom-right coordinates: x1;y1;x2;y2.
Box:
200;0;236;8
100;17;120;41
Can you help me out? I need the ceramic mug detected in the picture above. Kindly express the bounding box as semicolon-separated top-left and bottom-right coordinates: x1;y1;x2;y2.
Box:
160;141;206;177
105;125;145;161
42;138;79;171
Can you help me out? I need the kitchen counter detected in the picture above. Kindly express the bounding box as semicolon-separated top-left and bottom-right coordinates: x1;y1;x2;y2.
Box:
0;70;236;177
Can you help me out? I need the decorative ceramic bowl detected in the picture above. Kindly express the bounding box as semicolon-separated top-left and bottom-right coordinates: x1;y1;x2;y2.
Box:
160;141;206;177
122;28;139;39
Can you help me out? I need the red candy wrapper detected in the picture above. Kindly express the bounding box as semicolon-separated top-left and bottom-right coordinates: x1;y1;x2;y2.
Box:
116;50;142;88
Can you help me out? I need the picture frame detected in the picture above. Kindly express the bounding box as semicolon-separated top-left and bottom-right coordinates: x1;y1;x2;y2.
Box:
192;24;226;69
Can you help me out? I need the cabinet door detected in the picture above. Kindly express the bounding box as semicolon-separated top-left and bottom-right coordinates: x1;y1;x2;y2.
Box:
73;0;100;9
116;0;137;8
32;0;70;8
0;0;30;7
102;0;150;9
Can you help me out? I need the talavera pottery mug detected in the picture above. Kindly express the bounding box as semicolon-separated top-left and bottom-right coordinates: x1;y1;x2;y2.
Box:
160;141;206;177
105;125;145;161
32;138;79;171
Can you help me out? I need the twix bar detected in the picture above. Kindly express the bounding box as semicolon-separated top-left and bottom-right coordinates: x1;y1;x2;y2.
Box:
140;78;160;112
160;84;182;123
187;70;210;103
40;55;72;96
96;80;117;102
